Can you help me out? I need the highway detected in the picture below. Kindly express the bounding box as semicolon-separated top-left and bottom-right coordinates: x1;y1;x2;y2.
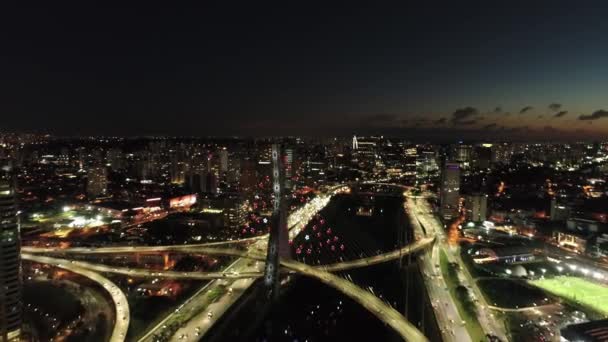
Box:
22;254;130;342
281;258;429;342
22;237;435;282
23;188;439;341
141;193;333;341
320;236;434;272
409;195;508;341
169;262;264;342
21;253;265;280
408;197;471;342
21;244;266;259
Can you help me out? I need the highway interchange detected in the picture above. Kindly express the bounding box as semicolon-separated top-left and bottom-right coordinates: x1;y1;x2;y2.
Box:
22;184;479;342
22;253;131;342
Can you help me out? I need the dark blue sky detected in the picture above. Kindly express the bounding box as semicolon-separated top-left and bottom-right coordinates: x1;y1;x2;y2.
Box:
1;2;608;139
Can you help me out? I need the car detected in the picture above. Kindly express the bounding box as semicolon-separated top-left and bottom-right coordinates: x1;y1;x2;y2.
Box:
207;311;214;318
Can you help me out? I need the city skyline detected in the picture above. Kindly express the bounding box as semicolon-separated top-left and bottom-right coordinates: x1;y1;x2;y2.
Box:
6;3;608;342
1;3;608;139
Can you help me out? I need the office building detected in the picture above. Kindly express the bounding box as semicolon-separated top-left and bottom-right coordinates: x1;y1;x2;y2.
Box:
440;162;461;220
0;162;21;341
87;166;108;198
465;193;488;222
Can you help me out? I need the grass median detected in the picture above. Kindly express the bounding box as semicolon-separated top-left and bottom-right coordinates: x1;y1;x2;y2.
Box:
439;250;485;342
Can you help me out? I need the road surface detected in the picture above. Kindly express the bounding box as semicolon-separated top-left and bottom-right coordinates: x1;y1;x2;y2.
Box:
22;254;130;342
281;258;429;342
409;196;508;341
141;193;333;341
320;236;434;272
23;236;434;283
408;197;471;342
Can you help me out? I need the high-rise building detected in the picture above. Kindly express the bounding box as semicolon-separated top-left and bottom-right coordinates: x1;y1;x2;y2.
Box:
440;162;461;220
352;136;379;170
86;167;108;198
187;170;218;194
170;160;188;185
455;144;472;168
465;193;488;222
0;161;21;341
199;193;247;229
416;148;438;181
403;145;417;185
473;145;492;169
219;149;229;174
550;198;570;221
284;148;294;190
492;143;513;165
106;148;125;170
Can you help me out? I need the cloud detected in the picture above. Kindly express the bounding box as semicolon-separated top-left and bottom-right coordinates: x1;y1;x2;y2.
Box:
543;125;558;133
519;106;534;114
456;120;478;125
548;103;562;112
483;123;497;130
451;107;480;125
507;125;530;133
579;109;608;121
553;110;568;118
364;113;399;125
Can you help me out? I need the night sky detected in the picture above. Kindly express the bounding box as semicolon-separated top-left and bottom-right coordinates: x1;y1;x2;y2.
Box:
1;3;608;140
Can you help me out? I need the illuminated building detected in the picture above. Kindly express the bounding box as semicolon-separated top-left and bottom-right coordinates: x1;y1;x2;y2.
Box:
170;160;188;184
86;166;108;198
416;148;438;181
187;171;217;194
239;158;257;193
403;145;417;184
473;144;492;169
554;229;588;254
455;144;472;168
219;148;228;174
199;193;247;229
550;198;570;221
284;147;294;190
472;246;535;264
464;193;487;222
440;162;461;220
0;161;21;341
187;172;204;193
106;148;125;170
168;194;198;209
352;136;379;170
